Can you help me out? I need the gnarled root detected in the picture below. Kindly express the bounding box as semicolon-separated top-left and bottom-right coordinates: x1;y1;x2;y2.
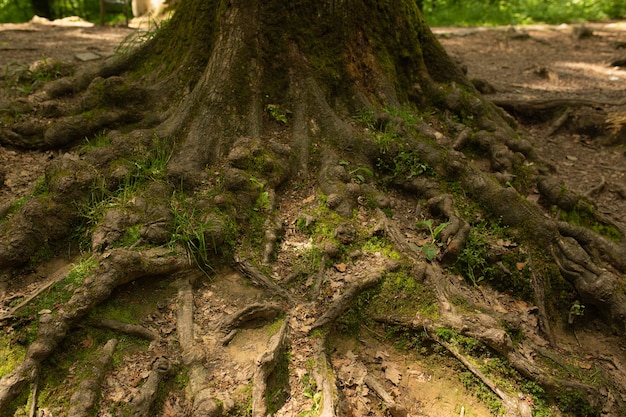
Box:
251;318;289;416
68;338;118;417
216;302;285;345
174;274;222;416
89;318;158;341
310;270;385;331
129;357;174;417
0;248;186;410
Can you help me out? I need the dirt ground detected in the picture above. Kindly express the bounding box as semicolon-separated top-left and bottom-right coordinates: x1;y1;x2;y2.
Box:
1;16;626;417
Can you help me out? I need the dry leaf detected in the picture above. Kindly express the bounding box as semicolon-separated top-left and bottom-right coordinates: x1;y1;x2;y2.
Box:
334;263;347;272
382;361;402;385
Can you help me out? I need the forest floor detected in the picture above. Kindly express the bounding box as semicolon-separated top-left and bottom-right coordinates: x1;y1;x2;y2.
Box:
0;16;625;417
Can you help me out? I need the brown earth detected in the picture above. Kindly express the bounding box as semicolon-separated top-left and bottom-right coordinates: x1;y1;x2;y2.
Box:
1;16;626;417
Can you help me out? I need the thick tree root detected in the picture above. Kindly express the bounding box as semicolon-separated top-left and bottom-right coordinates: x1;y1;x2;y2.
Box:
0;248;186;410
374;313;605;413
128;357;174;417
426;193;471;263
68;338;118;417
89;318;159;341
311;339;338;417
251;318;289;417
216;302;284;344
174;275;222;416
310;270;385;331
554;237;626;332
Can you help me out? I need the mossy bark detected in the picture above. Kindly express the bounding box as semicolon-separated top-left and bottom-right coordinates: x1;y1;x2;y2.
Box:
0;1;625;416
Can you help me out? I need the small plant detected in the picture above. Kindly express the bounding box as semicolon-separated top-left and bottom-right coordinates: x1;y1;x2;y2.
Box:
300;372;321;416
339;161;373;184
352;109;376;129
415;219;449;261
567;301;585;324
265;104;291;124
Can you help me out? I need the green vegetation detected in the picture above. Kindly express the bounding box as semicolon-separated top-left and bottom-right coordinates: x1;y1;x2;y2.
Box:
3;56;69;95
371;270;439;318
0;0;129;24
421;0;626;27
170;193;235;273
559;200;622;242
453;218;533;301
458;371;504;416
298;364;321;416
361;236;401;260
415;218;449;261
266;350;291;414
16;255;98;320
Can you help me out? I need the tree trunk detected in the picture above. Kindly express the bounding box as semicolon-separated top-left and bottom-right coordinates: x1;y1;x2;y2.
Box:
0;0;624;416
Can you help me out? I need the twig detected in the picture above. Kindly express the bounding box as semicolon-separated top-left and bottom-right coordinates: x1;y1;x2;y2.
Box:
0;267;68;321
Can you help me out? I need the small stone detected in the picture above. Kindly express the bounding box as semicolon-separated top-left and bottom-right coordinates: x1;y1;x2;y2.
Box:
75;52;102;62
324;242;340;258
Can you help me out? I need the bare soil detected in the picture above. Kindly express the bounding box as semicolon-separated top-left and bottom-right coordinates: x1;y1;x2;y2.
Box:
1;17;626;417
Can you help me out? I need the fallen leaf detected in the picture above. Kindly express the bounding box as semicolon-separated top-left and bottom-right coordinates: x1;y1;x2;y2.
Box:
334;263;347;272
382;360;402;385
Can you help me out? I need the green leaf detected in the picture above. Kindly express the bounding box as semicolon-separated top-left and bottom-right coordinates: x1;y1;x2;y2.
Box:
422;243;437;261
433;222;449;239
416;219;433;230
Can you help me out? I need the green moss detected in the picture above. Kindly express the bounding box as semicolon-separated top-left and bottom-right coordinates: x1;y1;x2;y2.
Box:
361;236;401;260
560;201;622;242
16;255;97;320
454;219;533;301
266;349;291;414
557;390;600;417
0;336;27;378
370;270;439;318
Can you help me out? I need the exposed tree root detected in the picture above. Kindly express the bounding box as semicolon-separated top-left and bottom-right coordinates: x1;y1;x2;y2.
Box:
216;302;285;337
1;2;625;415
235;259;297;303
310;270;386;331
427;328;531;417
553;237;626;332
374;313;607;414
89;318;158;341
174;274;222;416
0;248;186;410
251;318;289;416
527;255;556;346
311;254;328;300
128;357;174;417
68;338;118;417
376;208;422;262
311;339;337;417
426;193;471;263
363;374;408;417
